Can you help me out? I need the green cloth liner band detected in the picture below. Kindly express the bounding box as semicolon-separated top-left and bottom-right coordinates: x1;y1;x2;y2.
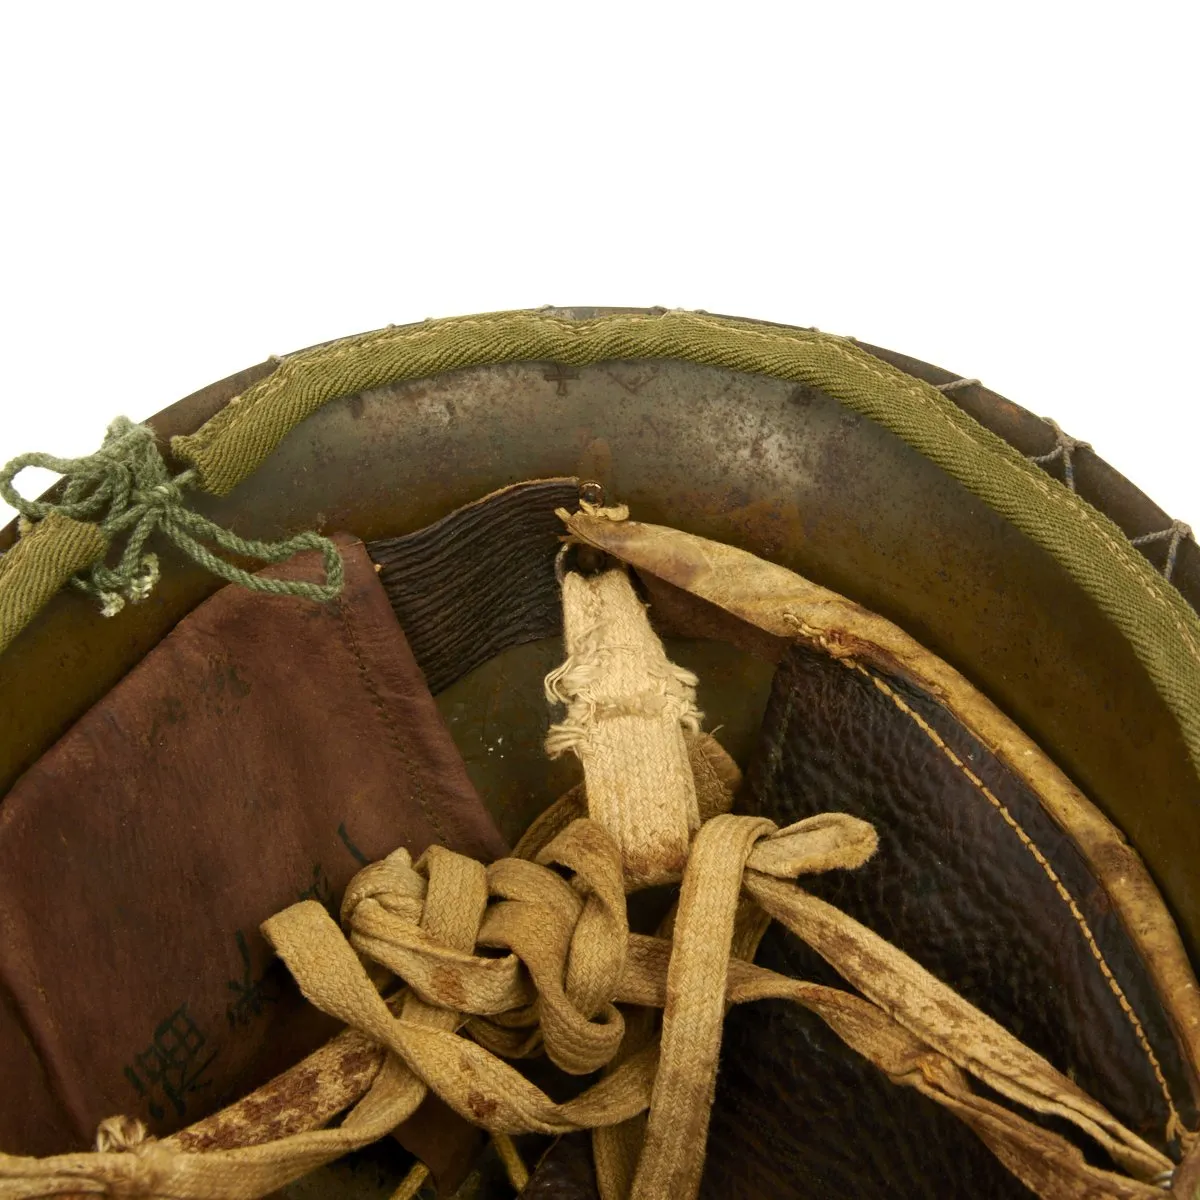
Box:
4;309;1198;780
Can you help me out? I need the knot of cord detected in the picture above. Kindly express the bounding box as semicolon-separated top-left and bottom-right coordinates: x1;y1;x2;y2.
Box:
1029;417;1091;491
253;799;897;1200
0;417;344;616
338;819;630;1075
1131;519;1194;582
93;1117;151;1155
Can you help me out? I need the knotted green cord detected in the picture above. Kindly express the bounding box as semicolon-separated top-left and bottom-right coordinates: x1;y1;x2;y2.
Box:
0;417;343;615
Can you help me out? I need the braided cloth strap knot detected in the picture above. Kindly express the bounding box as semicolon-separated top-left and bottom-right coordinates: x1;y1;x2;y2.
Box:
335;826;630;1076
258;804;891;1186
0;417;343;616
0;555;1181;1200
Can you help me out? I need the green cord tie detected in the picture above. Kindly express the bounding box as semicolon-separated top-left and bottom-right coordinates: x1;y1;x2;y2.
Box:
0;417;344;616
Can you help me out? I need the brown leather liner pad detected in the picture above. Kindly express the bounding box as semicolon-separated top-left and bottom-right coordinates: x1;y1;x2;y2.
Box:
0;536;507;1154
703;642;1195;1198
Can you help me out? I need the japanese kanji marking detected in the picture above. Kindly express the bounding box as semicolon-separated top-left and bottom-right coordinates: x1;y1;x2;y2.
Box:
225;930;282;1029
338;820;369;866
298;861;336;915
123;1005;217;1121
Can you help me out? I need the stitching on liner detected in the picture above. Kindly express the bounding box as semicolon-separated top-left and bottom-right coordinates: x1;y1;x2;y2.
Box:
845;654;1184;1143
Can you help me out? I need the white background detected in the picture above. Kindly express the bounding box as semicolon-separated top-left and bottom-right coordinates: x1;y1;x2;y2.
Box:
1;3;1196;528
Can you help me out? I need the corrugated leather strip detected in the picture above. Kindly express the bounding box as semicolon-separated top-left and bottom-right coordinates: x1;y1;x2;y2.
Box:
367;479;578;696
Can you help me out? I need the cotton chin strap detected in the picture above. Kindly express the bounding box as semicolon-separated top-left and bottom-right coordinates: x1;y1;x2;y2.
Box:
0;562;1178;1200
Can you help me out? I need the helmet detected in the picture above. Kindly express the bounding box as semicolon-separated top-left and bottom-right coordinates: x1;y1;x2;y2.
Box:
1;309;1196;1198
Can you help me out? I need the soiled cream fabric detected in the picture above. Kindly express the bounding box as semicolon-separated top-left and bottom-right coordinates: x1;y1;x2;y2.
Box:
545;567;702;886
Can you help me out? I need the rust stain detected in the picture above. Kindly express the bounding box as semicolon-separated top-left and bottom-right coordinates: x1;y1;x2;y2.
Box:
174;1036;385;1152
432;963;467;1009
176;1063;323;1151
466;1090;498;1121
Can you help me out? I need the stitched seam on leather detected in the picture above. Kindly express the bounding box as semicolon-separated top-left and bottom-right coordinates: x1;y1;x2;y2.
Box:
334;594;449;845
838;655;1182;1139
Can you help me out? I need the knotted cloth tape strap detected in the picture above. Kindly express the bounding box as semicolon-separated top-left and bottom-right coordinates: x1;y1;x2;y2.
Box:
0;756;1177;1194
270;807;1171;1200
0;551;1180;1199
0;417;341;647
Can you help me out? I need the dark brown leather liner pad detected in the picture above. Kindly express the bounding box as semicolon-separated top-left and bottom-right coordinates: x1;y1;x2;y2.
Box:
521;1133;600;1198
0;536;507;1154
703;643;1195;1198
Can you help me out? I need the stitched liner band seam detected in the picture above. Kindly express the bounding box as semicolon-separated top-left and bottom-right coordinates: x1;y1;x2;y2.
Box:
834;654;1184;1143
